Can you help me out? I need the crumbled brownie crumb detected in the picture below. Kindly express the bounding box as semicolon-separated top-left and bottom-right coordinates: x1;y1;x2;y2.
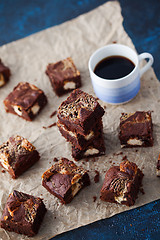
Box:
135;149;138;152
113;152;123;156
1;170;5;173
50;110;57;118
43;122;56;129
85;158;89;162
122;155;127;161
93;196;97;202
118;152;123;155
112;41;117;43
104;106;106;109
53;158;59;162
140;187;145;194
94;170;99;183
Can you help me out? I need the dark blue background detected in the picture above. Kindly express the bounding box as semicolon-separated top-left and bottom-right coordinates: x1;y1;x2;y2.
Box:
1;0;160;239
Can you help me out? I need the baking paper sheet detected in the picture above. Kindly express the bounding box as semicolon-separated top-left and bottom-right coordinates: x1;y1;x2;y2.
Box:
0;1;160;239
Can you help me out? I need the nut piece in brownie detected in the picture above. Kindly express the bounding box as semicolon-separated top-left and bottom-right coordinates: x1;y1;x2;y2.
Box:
0;59;11;87
57;119;103;150
119;111;153;148
46;57;81;96
0;190;46;237
57;89;105;135
72;134;105;161
100;160;144;206
0;135;40;179
4;82;47;121
156;154;160;176
42;158;90;204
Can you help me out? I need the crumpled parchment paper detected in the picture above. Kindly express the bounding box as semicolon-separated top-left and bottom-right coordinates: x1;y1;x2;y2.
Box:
0;1;160;239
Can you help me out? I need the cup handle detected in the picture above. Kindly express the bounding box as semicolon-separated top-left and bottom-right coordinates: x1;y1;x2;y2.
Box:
138;52;154;77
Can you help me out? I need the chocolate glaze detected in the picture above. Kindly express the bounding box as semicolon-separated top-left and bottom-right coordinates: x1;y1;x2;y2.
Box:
100;160;144;206
4;82;47;121
0;135;40;178
119;111;153;148
57;89;105;136
46;57;81;96
42;158;90;204
0;190;46;237
0;59;11;87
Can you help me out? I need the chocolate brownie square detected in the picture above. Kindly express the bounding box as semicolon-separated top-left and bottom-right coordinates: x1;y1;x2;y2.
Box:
4;82;47;121
0;190;46;237
100;160;144;206
57;119;103;150
42;158;90;204
57;89;105;135
72;134;105;161
119;111;153;148
46;57;81;96
0;59;11;87
156;154;160;176
0;135;40;179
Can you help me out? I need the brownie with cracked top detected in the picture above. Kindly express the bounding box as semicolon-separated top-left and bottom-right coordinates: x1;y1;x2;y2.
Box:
4;82;47;121
0;190;46;237
46;57;81;96
156;153;160;176
57;119;103;150
119;111;153;148
0;59;11;87
42;158;90;204
0;135;40;179
72;134;105;161
100;160;144;206
57;89;105;135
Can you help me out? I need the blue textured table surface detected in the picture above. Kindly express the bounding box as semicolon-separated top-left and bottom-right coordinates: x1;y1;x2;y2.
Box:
1;0;160;239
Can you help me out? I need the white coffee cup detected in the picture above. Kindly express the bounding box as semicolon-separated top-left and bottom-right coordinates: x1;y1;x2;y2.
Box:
88;44;154;104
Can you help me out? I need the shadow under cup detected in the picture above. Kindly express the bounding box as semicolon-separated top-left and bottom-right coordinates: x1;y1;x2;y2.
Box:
88;44;153;105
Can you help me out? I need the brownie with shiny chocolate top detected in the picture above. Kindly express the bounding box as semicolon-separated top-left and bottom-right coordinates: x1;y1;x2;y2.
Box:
46;57;81;96
4;82;47;121
0;135;40;179
72;134;105;161
0;59;11;87
0;190;46;237
156;154;160;176
119;111;153;148
57;89;105;136
100;160;144;206
42;158;90;204
57;119;103;150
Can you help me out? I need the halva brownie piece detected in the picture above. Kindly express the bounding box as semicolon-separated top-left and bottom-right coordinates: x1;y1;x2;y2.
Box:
42;158;90;204
0;135;40;179
46;57;81;96
119;111;153;148
0;59;11;87
57;119;103;150
57;89;105;135
4;82;47;121
72;134;105;161
156;154;160;176
0;190;46;237
100;160;144;206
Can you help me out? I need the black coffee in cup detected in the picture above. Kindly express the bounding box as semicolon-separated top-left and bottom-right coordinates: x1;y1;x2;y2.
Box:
94;56;135;80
